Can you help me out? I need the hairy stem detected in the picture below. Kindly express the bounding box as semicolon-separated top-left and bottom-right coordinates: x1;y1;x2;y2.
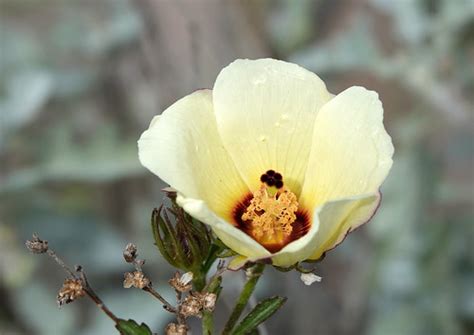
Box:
222;263;265;335
43;246;119;323
143;286;177;313
193;271;207;292
46;249;76;278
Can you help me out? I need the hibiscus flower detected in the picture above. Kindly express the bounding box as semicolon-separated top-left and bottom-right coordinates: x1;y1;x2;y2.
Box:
138;58;393;268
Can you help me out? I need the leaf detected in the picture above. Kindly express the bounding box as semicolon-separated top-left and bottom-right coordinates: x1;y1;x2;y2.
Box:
115;319;152;335
232;296;287;335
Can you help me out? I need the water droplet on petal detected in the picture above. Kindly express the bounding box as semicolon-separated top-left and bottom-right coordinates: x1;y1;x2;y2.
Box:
252;75;267;85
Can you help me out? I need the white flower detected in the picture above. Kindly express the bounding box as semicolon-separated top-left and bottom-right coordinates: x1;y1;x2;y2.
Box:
138;58;394;268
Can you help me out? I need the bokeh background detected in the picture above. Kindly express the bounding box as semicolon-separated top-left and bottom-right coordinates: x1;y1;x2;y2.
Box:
1;0;473;334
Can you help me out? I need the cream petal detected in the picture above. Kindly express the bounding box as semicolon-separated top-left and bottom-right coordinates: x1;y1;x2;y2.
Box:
300;86;394;210
177;195;271;260
213;58;332;195
271;194;376;267
270;212;321;267
307;193;380;261
138;89;248;222
228;255;250;271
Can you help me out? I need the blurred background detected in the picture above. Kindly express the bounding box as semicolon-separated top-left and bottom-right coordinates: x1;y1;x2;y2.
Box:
1;0;473;334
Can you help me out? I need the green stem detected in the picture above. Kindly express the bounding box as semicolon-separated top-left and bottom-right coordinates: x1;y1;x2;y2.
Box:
193;270;207;292
202;312;213;335
202;244;220;274
194;243;221;292
222;263;265;335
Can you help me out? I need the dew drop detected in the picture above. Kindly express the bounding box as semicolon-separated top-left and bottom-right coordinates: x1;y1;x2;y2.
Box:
252;75;267;85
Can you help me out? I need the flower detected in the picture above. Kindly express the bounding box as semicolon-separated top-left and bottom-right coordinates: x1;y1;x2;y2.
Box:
138;58;393;268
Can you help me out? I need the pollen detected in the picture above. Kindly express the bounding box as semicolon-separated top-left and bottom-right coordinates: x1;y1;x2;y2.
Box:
241;184;299;248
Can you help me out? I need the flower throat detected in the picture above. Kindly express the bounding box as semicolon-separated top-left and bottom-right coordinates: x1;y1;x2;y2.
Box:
233;170;311;253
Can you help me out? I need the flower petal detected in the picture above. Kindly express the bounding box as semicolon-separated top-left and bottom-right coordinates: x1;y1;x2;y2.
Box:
138;89;248;222
306;193;380;261
243;193;377;267
213;59;332;195
300;86;394;210
177;195;271;260
228;255;250;271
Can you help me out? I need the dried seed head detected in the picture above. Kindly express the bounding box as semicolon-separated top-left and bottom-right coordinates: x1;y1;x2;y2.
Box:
123;271;150;289
201;292;217;312
25;234;49;254
57;278;85;306
165;323;188;335
169;271;193;293
180;294;202;318
123;243;138;263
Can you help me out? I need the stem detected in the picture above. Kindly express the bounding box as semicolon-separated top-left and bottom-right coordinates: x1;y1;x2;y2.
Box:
194;244;221;292
202;243;220;274
193;271;207;292
85;288;119;323
77;267;119;323
28;236;120;325
202;311;213;335
143;286;177;313
222;263;265;335
46;249;76;278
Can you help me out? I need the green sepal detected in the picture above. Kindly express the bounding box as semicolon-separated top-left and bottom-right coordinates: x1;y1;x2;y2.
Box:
150;204;213;273
115;319;152;335
272;264;296;272
231;296;287;335
151;207;182;267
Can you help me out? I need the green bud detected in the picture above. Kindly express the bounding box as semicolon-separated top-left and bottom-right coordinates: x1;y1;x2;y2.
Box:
151;204;212;272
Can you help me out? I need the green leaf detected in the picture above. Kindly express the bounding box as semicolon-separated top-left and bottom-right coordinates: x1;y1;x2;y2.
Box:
231;296;287;335
115;319;152;335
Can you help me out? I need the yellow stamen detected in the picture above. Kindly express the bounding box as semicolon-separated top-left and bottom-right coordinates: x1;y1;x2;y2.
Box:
241;185;299;247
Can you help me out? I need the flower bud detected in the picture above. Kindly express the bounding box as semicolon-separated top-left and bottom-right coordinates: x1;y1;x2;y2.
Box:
151;204;212;272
